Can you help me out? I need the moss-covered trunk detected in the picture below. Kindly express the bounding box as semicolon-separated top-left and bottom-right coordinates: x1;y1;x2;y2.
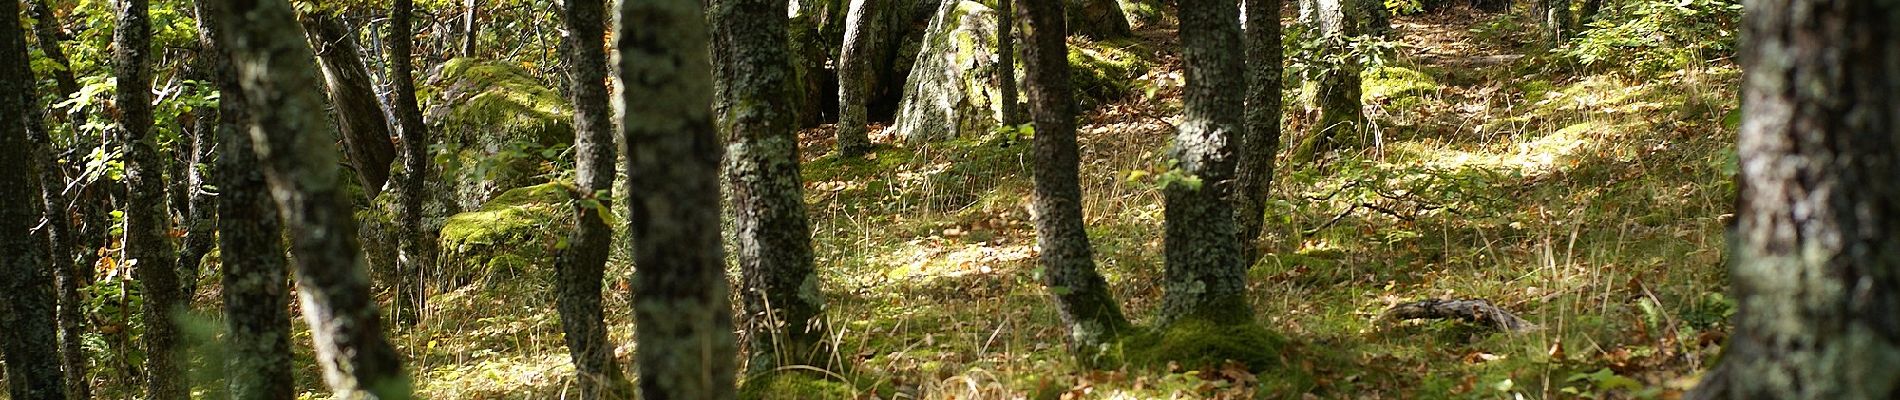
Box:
1160;0;1254;327
1689;1;1900;398
1234;0;1284;268
836;0;878;156
617;0;738;397
207;0;413;397
1294;0;1367;162
712;0;832;372
115;0;190;397
1020;0;1132;363
554;0;632;397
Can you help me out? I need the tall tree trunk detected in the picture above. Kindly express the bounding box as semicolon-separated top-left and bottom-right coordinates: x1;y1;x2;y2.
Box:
711;0;831;372
835;0;877;157
1293;0;1365;162
25;0;79;102
462;0;479;57
1019;0;1132;362
302;12;398;198
997;0;1023;126
1159;0;1253;327
2;4;70;398
175;77;217;301
1234;0;1284;268
1687;1;1900;398
23;3;94;397
205;0;413;398
195;1;298;398
554;0;633;397
115;0;189;397
617;0;739;397
386;0;435;329
1534;0;1572;44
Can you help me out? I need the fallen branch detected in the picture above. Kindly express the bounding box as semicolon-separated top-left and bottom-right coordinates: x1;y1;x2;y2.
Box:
1383;298;1538;333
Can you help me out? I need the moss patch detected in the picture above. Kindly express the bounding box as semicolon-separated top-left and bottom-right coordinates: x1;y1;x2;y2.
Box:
1115;318;1292;372
738;371;858;400
1361;66;1439;108
425;58;573;209
436;182;576;288
1068;38;1150;106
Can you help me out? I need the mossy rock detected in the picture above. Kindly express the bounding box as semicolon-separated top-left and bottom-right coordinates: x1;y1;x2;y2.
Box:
892;0;1019;143
1361;66;1438;108
1112;318;1293;372
424;58;572;211
738;371;857;400
435;182;576;289
1068;38;1150;108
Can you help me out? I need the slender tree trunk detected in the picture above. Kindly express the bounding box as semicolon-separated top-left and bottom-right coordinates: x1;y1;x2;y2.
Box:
554;0;633;397
835;0;877;157
997;0;1022;126
195;3;297;398
711;0;832;372
206;0;413;397
386;0;435;329
1159;0;1254;326
1294;0;1365;162
175;76;217;301
1687;1;1900;398
462;0;479;57
2;4;70;398
618;0;739;397
1019;0;1132;362
114;0;189;397
25;0;79;101
1234;0;1284;268
23;3;94;397
1534;0;1572;44
302;12;398;198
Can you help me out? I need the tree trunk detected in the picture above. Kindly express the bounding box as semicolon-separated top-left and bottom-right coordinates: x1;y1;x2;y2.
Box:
24;0;79;102
175;72;217;301
205;0;413;397
1294;0;1365;162
1534;0;1572;44
554;0;633;397
302;12;398;199
1019;0;1132;362
711;0;832;372
1160;0;1254;326
2;4;69;398
195;2;297;398
1687;1;1900;398
835;0;877;157
462;0;480;57
1234;0;1284;268
386;0;435;329
115;0;189;397
1065;0;1132;39
998;0;1023;126
617;0;738;397
29;57;90;400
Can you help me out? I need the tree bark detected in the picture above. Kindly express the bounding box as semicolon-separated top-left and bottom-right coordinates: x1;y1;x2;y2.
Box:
1534;0;1572;44
1234;0;1284;268
462;0;480;57
711;0;832;372
386;0;435;329
24;0;79;102
114;0;189;397
1688;1;1900;398
195;2;297;398
1293;0;1366;162
835;0;877;157
175;71;218;301
205;0;413;397
998;0;1023;126
617;0;739;397
302;12;398;199
1160;0;1254;326
29;53;91;400
554;0;633;397
1019;0;1132;362
2;4;70;398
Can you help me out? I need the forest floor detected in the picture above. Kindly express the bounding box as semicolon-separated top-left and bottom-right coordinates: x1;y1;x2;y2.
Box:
294;7;1740;400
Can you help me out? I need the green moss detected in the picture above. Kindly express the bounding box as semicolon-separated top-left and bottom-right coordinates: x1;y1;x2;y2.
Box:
737;371;856;400
436;182;576;287
1113;318;1293;372
433;58;571;147
1067;39;1151;105
1361;66;1439;107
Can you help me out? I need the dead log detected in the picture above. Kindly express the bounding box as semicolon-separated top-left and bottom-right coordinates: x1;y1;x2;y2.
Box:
1383;298;1538;332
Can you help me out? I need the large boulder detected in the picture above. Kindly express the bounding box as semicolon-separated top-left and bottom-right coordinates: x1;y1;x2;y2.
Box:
891;0;1024;143
434;182;576;288
424;58;572;211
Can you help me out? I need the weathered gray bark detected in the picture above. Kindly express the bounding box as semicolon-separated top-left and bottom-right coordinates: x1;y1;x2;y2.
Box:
175;76;217;301
997;0;1023;126
836;0;877;156
1293;0;1366;162
115;0;189;397
462;0;480;56
1159;0;1254;326
1687;1;1900;398
1234;0;1284;268
617;0;739;397
25;0;79;102
302;12;398;198
555;0;633;397
2;3;69;398
195;3;297;398
1065;0;1132;38
1020;0;1132;362
23;3;93;395
711;0;832;372
386;0;435;328
1534;0;1572;44
206;0;414;397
